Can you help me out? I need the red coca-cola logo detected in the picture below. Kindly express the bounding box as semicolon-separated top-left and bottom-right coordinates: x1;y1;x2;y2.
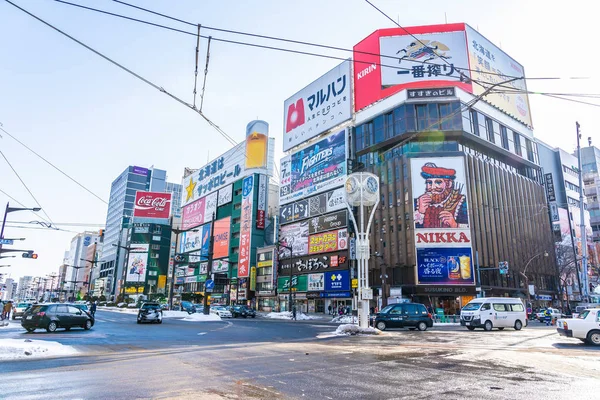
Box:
134;192;172;218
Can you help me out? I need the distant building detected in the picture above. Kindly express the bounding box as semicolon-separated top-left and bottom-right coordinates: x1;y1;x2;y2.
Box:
17;276;33;301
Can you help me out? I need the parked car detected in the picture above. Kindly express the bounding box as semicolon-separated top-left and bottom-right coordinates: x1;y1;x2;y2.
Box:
460;297;527;331
12;302;32;320
21;304;94;332
535;308;562;322
210;306;232;318
137;302;163;324
374;303;433;331
556;308;600;346
231;305;256;318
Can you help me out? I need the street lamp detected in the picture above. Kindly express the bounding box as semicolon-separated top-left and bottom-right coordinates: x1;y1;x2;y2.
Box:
0;265;11;268
0;203;41;252
519;251;549;306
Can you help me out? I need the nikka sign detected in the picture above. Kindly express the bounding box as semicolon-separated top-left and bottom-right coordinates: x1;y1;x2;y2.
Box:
415;229;471;247
134;191;172;219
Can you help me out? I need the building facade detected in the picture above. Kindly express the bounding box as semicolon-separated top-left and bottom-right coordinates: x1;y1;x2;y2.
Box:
350;23;557;314
98;166;180;299
177;121;275;306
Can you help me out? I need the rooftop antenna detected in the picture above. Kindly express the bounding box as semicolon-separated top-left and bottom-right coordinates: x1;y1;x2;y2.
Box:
589;137;592;147
445;12;447;24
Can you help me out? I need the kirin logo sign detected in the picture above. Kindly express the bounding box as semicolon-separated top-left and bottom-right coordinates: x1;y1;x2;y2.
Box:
134;191;172;219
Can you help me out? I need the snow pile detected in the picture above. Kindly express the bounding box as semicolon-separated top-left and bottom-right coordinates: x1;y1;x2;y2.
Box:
331;315;358;324
162;311;221;321
0;339;78;361
98;307;138;315
335;324;381;336
0;321;23;331
264;311;320;320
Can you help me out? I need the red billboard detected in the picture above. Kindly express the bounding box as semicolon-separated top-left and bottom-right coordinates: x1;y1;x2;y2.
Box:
353;23;471;112
133;191;172;219
181;197;206;231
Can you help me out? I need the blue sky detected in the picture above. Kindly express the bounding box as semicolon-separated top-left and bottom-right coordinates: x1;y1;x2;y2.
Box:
1;0;599;281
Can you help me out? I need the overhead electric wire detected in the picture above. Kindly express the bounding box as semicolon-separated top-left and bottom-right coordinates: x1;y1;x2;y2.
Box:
6;220;105;227
0;148;54;224
0;188;52;224
0;126;108;205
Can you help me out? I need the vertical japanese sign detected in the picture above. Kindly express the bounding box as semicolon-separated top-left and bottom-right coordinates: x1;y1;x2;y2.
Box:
256;174;267;229
411;157;474;285
238;175;254;277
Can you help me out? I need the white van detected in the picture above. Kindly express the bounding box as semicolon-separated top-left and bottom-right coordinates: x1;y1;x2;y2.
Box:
460;297;527;331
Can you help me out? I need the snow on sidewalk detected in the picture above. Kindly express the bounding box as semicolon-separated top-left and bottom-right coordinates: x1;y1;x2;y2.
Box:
0;338;78;361
263;311;321;320
335;324;381;336
0;320;25;331
162;311;221;321
330;315;358;324
97;307;139;315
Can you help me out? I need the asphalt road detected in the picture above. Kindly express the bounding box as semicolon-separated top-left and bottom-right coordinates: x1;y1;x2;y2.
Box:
3;311;599;399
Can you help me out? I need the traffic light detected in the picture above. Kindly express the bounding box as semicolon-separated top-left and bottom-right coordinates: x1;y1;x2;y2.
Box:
22;251;38;259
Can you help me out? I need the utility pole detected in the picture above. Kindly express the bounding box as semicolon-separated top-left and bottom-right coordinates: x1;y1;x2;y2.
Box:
576;122;589;302
203;213;216;315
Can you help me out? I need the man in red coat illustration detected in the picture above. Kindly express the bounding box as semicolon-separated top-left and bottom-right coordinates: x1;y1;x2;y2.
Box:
414;163;468;228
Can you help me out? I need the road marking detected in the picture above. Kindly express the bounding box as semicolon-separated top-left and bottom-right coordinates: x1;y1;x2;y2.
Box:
197;332;207;335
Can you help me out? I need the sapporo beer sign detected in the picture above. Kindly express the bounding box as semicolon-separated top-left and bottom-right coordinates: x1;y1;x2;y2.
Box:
134;191;172;219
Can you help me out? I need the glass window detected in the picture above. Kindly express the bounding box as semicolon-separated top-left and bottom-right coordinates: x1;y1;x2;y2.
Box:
405;104;416;132
480;303;491;311
56;305;68;314
493;304;507;312
525;138;535;162
374;115;385;144
439;103;453;130
355;125;364;152
485;117;495;143
385;112;394;140
393;106;406;136
513;132;522;156
403;304;419;315
390;305;403;314
427;103;440;130
415;104;428;131
511;304;524;312
500;126;509;150
68;306;82;315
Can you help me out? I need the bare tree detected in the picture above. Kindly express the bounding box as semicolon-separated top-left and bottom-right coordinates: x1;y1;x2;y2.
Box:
555;235;579;311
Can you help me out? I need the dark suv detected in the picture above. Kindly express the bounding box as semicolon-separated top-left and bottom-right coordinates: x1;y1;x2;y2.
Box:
137;302;163;324
373;303;433;331
231;305;256;318
21;304;94;333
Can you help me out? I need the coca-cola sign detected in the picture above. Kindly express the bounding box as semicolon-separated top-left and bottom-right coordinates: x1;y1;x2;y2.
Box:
134;191;172;219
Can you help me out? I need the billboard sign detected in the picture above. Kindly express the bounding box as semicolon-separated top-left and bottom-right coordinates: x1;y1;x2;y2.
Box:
545;173;556;202
411;156;475;285
218;184;233;206
308;210;347;234
465;25;532;127
180;223;211;255
379;31;469;88
213;217;231;259
324;270;350;291
132;166;148;176
133;191;172;219
256;174;267;229
212;259;229;273
182;136;274;207
181;197;206;231
279;220;309;258
353;24;531;127
308;228;348;255
307;273;324;291
280;129;347;205
279;251;349;274
279;187;346;224
126;244;149;282
277;275;308;293
238;175;254;277
283;60;352;152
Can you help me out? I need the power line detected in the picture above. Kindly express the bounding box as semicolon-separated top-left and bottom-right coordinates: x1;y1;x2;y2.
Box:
7;220;105;227
0;126;108;205
0;188;51;223
54;0;537;82
0;148;54;224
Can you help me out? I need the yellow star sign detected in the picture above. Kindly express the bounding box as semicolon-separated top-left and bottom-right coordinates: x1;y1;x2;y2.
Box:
185;178;197;202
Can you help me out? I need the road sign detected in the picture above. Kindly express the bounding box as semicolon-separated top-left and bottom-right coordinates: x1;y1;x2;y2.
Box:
205;279;215;292
0;239;14;245
361;288;373;300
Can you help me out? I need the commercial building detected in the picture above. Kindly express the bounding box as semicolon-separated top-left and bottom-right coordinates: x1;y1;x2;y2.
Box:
64;231;100;300
98;166;181;299
350;23;557;314
1;278;16;301
579;144;600;292
16;276;33;301
176;121;275;306
278;60;354;313
538;141;595;303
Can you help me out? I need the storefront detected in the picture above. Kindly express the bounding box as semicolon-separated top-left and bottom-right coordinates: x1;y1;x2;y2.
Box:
406;285;478;316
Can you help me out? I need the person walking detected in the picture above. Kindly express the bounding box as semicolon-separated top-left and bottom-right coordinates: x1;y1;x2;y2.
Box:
328;304;332;316
2;301;12;320
90;301;97;318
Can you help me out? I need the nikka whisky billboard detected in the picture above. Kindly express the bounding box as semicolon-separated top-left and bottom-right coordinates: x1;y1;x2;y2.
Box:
410;156;475;285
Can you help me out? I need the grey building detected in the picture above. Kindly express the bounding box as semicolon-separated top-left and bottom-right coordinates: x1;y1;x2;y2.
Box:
580;145;600;242
99;166;180;299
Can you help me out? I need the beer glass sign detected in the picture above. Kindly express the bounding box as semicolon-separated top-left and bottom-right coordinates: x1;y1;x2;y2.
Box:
245;120;268;169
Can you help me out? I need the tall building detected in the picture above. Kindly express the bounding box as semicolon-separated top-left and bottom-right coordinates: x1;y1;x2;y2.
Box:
64;231;100;300
1;278;17;301
17;276;33;300
177;121;275;306
348;23;557;313
98;166;180;299
579;144;600;292
538;141;594;303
